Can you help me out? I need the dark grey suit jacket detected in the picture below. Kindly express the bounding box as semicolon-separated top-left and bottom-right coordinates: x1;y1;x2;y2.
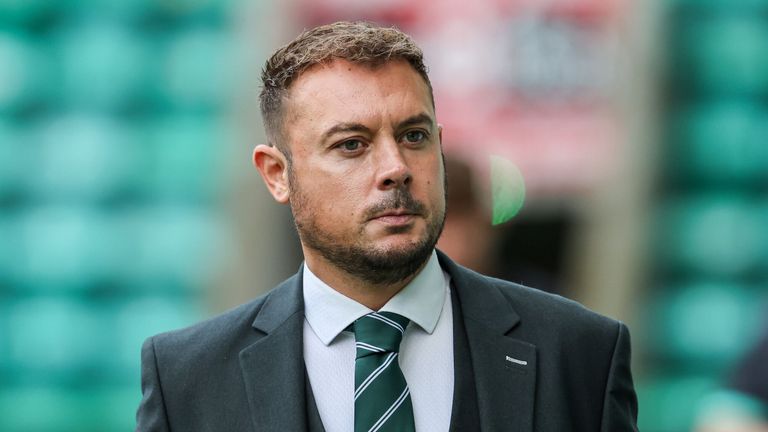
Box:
136;252;638;431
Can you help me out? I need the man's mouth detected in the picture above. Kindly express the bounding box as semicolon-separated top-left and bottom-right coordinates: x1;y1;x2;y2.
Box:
369;209;418;225
364;189;427;225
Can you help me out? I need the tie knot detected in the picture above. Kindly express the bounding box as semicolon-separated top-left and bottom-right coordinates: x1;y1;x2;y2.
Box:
352;312;409;358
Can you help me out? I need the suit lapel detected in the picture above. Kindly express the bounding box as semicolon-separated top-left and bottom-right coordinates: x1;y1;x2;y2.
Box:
239;273;310;431
439;251;537;432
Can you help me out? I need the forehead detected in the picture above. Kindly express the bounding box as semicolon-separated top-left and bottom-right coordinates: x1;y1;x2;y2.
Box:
283;59;434;138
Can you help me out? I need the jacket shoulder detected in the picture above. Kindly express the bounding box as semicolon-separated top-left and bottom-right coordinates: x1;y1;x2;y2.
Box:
495;276;620;331
149;293;268;360
149;272;301;360
450;259;623;342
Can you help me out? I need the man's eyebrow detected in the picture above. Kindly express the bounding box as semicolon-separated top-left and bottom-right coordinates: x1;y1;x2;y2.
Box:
321;123;372;143
396;113;435;131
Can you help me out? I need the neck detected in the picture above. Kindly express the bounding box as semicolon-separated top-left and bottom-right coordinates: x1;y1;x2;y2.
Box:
303;249;429;310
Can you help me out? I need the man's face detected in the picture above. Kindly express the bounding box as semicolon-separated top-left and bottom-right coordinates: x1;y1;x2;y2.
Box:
283;59;446;285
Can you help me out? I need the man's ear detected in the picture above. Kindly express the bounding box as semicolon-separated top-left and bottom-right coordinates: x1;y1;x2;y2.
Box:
253;144;290;203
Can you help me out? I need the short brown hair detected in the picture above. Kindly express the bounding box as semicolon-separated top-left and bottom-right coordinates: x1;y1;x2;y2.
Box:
259;21;433;154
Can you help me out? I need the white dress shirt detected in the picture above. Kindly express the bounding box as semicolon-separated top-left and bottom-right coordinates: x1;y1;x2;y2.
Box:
303;251;454;432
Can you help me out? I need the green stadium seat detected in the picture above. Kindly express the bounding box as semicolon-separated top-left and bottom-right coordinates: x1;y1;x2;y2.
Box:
69;0;152;22
0;213;19;285
658;195;765;277
672;101;768;185
0;32;48;111
55;22;152;110
0;0;58;24
672;0;768;8
760;200;768;264
159;28;234;110
127;206;223;287
139;114;227;201
151;0;231;20
31;115;138;201
0;385;141;432
0;386;85;432
649;281;765;367
636;375;717;432
0;301;8;371
696;388;768;427
5;298;104;376
676;15;768;94
16;206;115;291
92;386;142;431
0;121;30;199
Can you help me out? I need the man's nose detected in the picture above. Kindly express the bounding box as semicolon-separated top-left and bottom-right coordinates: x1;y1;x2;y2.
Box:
375;140;412;190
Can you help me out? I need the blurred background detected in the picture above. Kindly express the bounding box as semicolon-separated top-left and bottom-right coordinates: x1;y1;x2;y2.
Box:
1;0;767;430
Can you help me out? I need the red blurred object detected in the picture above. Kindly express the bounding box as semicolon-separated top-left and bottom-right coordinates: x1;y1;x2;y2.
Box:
293;0;627;197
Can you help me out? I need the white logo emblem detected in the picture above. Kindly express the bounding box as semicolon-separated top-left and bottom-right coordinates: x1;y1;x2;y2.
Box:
505;355;527;366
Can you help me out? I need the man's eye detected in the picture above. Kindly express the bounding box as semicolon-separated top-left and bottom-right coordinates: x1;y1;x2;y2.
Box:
403;130;427;144
340;140;363;152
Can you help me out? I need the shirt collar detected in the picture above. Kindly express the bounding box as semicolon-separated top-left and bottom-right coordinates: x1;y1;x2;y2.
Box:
302;250;447;346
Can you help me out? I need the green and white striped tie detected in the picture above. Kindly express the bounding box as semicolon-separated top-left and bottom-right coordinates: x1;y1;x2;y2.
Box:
352;312;416;432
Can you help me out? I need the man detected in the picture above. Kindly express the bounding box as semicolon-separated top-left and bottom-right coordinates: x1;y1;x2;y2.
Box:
136;21;638;431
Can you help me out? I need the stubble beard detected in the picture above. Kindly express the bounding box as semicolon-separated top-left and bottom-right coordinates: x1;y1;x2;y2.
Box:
288;170;446;287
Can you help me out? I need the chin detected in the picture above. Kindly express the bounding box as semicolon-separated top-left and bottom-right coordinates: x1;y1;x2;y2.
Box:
370;231;427;250
298;208;444;286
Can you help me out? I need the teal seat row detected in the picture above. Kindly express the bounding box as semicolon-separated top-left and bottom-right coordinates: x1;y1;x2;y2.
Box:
668;101;768;185
0;0;234;26
636;375;718;432
0;26;236;112
0;385;139;432
656;195;768;277
0;114;232;202
643;281;766;368
671;0;768;10
669;14;768;95
0;295;203;382
0;206;225;291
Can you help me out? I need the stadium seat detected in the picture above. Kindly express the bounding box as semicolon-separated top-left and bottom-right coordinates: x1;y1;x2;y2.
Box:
0;32;48;111
671;101;768;185
68;0;151;22
672;0;768;9
55;22;152;110
0;121;30;199
658;195;766;277
0;0;58;24
30;114;138;202
139;114;227;201
636;376;717;432
0;386;84;432
649;281;765;367
15;206;115;291
151;0;230;21
127;206;223;287
0;384;141;431
0;213;19;286
5;298;103;377
159;28;234;110
675;15;768;95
